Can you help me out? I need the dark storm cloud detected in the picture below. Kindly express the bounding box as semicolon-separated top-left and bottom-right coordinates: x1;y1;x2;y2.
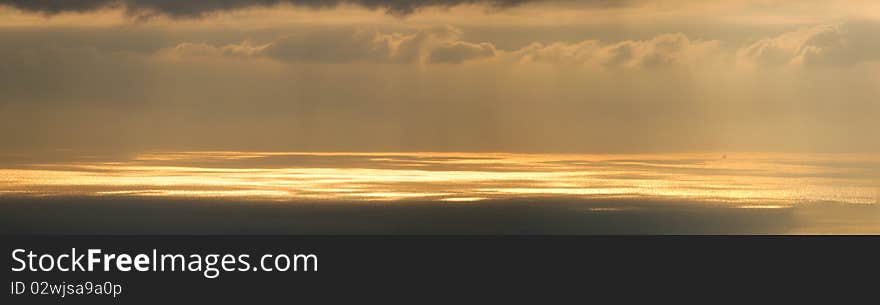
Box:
0;0;550;16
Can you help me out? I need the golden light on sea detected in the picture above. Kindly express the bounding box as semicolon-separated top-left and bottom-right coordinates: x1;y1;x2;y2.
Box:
1;151;877;207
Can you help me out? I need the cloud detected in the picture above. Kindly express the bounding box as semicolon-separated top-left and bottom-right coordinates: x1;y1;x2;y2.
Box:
738;21;880;67
162;25;497;64
261;28;398;62
2;21;880;154
0;0;539;17
148;22;880;70
428;41;496;64
158;27;720;67
156;41;269;60
512;33;720;68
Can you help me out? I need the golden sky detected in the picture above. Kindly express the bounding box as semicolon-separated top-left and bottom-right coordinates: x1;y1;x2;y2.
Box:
1;0;879;153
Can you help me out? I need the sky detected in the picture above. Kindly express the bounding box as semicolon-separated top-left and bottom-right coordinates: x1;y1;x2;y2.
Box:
1;0;879;154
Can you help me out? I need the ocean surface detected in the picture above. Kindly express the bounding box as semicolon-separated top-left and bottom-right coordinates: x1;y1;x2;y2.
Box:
1;151;878;234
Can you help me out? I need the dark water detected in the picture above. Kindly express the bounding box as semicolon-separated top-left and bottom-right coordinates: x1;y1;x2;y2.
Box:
2;196;878;234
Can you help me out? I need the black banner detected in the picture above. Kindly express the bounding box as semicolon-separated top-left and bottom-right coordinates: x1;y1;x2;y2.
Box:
2;236;877;303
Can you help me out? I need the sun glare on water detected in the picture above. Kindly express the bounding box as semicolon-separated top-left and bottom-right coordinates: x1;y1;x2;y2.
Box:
1;151;878;207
